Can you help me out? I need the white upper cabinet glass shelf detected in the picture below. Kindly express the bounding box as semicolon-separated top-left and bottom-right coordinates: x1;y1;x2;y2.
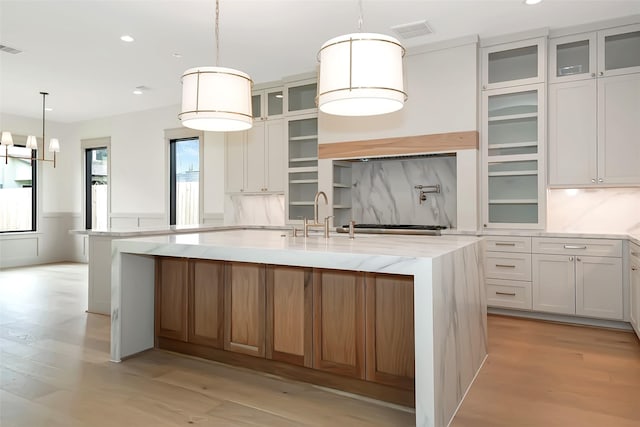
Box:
482;37;546;90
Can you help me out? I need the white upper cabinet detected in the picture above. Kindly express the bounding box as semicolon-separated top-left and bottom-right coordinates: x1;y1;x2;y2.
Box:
252;88;284;121
482;37;546;90
548;23;640;187
549;24;640;83
598;24;640;78
285;79;317;116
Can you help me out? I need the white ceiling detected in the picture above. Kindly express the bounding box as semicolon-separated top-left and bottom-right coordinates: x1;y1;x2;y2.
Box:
1;0;639;123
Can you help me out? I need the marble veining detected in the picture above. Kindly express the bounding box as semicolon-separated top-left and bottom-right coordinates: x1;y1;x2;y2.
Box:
547;188;640;234
224;194;285;226
351;156;457;227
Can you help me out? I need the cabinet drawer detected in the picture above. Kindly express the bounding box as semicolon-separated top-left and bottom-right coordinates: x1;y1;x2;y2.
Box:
532;237;622;257
484;236;531;253
485;252;532;281
487;279;532;310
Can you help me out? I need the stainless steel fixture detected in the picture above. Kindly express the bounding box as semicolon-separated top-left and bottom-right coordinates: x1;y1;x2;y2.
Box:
414;184;440;204
336;223;447;236
304;191;332;237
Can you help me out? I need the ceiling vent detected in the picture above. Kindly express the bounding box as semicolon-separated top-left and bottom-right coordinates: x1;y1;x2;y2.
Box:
391;20;433;40
0;44;22;54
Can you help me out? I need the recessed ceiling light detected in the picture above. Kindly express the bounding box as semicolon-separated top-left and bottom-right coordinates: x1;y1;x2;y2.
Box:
45;107;53;111
524;0;542;5
172;53;182;58
133;89;143;95
120;35;135;42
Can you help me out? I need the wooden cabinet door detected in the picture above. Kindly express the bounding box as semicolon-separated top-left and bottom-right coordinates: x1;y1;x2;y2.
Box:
365;273;414;390
313;269;365;379
575;256;622;320
155;257;189;342
266;265;312;367
548;80;597;186
532;254;575;315
188;260;225;348
224;262;266;357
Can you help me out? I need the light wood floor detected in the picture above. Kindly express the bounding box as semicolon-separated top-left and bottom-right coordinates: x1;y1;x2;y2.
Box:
1;263;639;426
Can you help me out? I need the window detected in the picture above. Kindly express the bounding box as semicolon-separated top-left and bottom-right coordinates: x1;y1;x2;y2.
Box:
0;139;37;232
85;147;108;229
169;137;200;226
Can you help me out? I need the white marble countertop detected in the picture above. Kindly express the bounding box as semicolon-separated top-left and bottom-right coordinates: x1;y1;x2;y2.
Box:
113;229;481;274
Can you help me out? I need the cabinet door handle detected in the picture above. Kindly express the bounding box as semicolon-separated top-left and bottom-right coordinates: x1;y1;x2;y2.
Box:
591;73;596;78
496;291;517;296
495;242;516;246
564;245;587;249
632;266;638;271
598;71;604;76
569;256;574;261
631;252;640;257
591;178;596;183
598;178;603;183
495;264;516;268
577;257;581;262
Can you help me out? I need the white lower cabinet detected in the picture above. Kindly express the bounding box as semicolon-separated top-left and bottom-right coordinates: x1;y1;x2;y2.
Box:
532;254;576;315
630;243;640;338
532;238;623;320
484;236;533;311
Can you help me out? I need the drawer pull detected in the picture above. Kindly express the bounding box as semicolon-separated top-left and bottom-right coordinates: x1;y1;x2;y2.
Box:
496;291;517;296
495;264;516;268
632;266;638;271
564;245;587;249
632;252;640;257
495;242;516;246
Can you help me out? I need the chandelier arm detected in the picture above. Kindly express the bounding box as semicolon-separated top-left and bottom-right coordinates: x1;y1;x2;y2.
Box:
357;0;363;32
215;0;220;66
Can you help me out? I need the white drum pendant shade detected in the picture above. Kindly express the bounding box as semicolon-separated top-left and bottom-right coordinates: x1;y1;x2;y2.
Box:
317;33;407;116
179;66;253;132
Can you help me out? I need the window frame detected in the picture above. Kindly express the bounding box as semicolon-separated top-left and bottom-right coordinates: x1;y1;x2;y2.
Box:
0;135;37;233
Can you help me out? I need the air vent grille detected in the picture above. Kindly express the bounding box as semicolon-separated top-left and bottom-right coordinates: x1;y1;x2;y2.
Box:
0;45;22;54
391;20;433;39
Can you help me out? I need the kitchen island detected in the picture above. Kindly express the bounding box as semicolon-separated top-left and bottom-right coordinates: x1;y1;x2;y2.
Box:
111;229;486;427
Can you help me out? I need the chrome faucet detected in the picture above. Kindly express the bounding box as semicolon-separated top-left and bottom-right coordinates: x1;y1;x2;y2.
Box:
304;191;331;237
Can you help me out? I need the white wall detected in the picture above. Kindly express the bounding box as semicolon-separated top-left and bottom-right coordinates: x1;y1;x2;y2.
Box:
1;105;227;267
318;40;478;144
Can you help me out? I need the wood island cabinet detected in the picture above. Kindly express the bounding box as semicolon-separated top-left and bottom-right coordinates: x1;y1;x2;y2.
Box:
188;260;225;348
155;258;416;404
266;265;313;367
224;262;266;357
312;269;366;379
155;257;189;342
365;273;415;390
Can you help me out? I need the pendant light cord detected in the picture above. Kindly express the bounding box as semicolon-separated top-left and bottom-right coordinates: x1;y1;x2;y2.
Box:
357;0;363;31
215;0;220;66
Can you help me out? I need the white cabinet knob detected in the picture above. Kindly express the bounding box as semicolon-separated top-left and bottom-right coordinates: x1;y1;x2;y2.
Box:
591;178;596;183
598;178;603;183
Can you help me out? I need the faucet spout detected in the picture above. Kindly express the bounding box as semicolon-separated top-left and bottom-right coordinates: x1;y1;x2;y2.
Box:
313;191;328;223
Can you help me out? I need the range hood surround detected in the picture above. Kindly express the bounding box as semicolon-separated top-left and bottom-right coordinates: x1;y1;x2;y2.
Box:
318;130;478;160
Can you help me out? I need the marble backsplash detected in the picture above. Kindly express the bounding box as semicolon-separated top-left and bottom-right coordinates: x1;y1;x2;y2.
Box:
547;188;640;234
351;156;457;227
224;194;285;226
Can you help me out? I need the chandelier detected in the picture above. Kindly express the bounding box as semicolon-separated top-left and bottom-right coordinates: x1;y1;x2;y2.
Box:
1;91;60;167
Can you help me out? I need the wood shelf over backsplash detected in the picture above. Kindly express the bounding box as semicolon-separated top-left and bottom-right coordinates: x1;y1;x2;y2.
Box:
318;130;478;160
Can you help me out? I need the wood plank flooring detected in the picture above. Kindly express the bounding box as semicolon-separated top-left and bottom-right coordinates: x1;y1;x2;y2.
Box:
1;263;639;426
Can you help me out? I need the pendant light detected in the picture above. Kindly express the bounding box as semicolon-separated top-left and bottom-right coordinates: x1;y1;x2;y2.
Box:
1;92;59;167
317;0;407;116
178;0;253;132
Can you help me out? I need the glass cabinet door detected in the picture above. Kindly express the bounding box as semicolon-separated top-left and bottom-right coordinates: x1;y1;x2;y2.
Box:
286;82;317;114
252;89;284;120
483;84;545;228
482;37;546;90
549;33;596;83
599;24;640;77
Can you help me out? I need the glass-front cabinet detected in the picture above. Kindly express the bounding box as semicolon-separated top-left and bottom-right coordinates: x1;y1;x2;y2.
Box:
482;84;545;228
549;23;640;83
482;37;546;90
286;114;318;222
252;87;284;121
